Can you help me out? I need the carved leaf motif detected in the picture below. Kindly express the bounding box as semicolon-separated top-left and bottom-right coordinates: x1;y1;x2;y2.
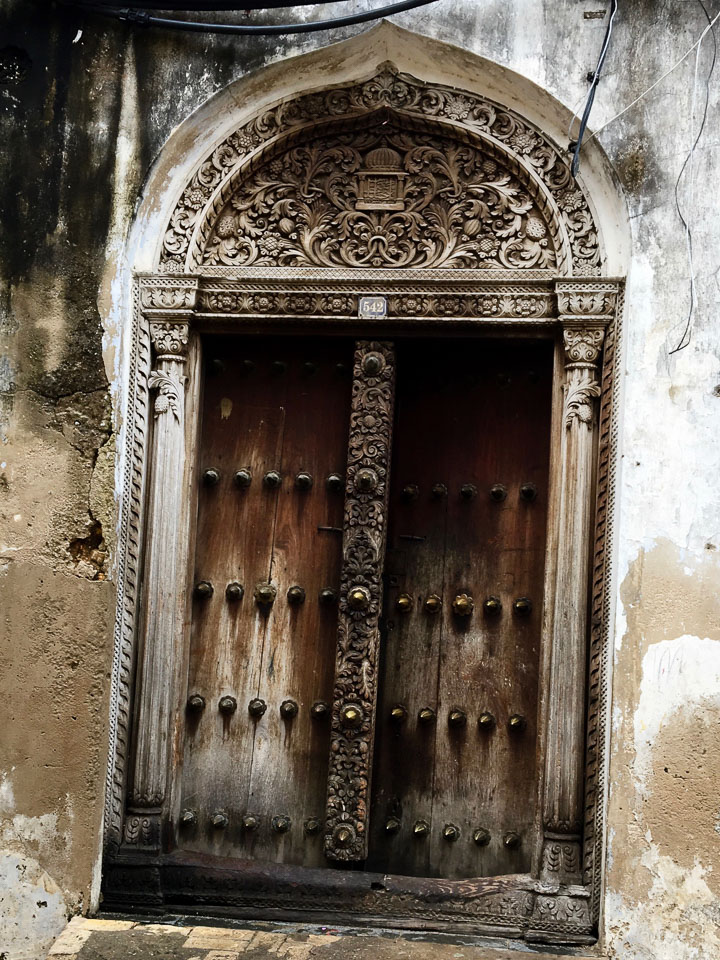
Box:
565;377;601;428
148;371;183;421
199;129;556;271
148;321;189;357
563;326;605;364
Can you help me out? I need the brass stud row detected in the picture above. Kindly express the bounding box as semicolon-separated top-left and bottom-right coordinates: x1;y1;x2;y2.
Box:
188;696;330;720
194;582;338;607
383;819;521;848
180;810;324;835
202;468;345;492
394;593;532;617
399;482;538;503
389;705;526;732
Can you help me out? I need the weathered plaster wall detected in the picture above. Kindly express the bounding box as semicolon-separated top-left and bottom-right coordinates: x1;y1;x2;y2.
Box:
1;2;719;959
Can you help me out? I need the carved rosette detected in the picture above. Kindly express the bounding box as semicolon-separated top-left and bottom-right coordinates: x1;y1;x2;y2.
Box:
325;342;395;861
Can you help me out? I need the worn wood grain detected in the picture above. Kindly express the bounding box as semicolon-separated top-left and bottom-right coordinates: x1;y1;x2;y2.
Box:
178;337;350;865
370;340;553;880
247;344;351;866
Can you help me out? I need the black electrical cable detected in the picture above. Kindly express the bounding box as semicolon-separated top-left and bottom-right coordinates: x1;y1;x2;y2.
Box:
669;0;717;355
75;1;351;8
61;0;440;34
569;0;618;177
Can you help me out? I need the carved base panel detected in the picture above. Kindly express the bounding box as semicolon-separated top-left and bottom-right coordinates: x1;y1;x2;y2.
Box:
102;852;594;944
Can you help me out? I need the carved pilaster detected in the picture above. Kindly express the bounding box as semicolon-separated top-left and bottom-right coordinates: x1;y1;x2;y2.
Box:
128;283;197;845
539;282;616;885
325;342;395;862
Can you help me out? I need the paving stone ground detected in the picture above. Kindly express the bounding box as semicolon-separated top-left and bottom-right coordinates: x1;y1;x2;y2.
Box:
45;916;606;960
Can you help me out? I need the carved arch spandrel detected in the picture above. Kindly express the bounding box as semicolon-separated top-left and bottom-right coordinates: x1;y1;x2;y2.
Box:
159;64;602;277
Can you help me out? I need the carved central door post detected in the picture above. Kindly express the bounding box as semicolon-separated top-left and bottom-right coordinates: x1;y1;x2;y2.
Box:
124;282;199;851
531;281;617;933
325;342;396;861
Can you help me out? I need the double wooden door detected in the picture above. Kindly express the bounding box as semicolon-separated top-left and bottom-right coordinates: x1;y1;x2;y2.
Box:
179;333;552;882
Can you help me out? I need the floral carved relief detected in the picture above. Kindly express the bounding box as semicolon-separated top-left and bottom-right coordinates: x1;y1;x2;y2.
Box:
199;129;558;271
148;320;189;359
159;65;602;275
565;378;601;428
326;342;395;862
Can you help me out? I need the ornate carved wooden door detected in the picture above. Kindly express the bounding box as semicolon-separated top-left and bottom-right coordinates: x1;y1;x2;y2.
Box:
175;332;552;884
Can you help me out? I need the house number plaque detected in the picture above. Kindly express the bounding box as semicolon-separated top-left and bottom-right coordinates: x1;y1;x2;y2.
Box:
358;296;387;320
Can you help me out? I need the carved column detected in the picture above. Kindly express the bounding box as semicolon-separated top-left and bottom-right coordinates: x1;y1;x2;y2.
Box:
325;341;395;862
125;284;197;850
538;282;616;892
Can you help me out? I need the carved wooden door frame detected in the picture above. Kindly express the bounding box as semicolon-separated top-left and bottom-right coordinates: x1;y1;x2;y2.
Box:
103;64;624;946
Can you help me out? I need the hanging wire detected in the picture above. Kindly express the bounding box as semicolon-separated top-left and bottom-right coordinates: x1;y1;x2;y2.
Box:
78;1;351;6
587;6;720;145
60;0;440;34
569;0;618;177
668;1;717;355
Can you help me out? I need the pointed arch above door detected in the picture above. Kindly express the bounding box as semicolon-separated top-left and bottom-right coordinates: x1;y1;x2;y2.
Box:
159;63;601;278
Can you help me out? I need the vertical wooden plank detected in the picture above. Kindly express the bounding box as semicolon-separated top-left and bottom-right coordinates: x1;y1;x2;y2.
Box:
178;337;289;855
368;339;552;882
429;340;553;880
245;344;351;867
366;341;448;877
325;341;395;863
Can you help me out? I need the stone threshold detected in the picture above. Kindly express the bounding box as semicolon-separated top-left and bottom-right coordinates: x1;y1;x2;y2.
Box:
46;915;608;960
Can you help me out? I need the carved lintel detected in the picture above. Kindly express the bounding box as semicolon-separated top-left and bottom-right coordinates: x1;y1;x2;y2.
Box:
325;342;395;862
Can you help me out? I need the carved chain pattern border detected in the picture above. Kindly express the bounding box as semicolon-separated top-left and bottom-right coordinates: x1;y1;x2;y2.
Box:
103;283;153;855
583;285;624;922
159;65;601;276
325;341;395;861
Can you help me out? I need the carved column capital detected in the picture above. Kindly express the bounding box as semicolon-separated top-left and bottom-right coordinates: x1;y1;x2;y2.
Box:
561;325;605;368
140;279;197;362
149;320;190;362
561;325;604;429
